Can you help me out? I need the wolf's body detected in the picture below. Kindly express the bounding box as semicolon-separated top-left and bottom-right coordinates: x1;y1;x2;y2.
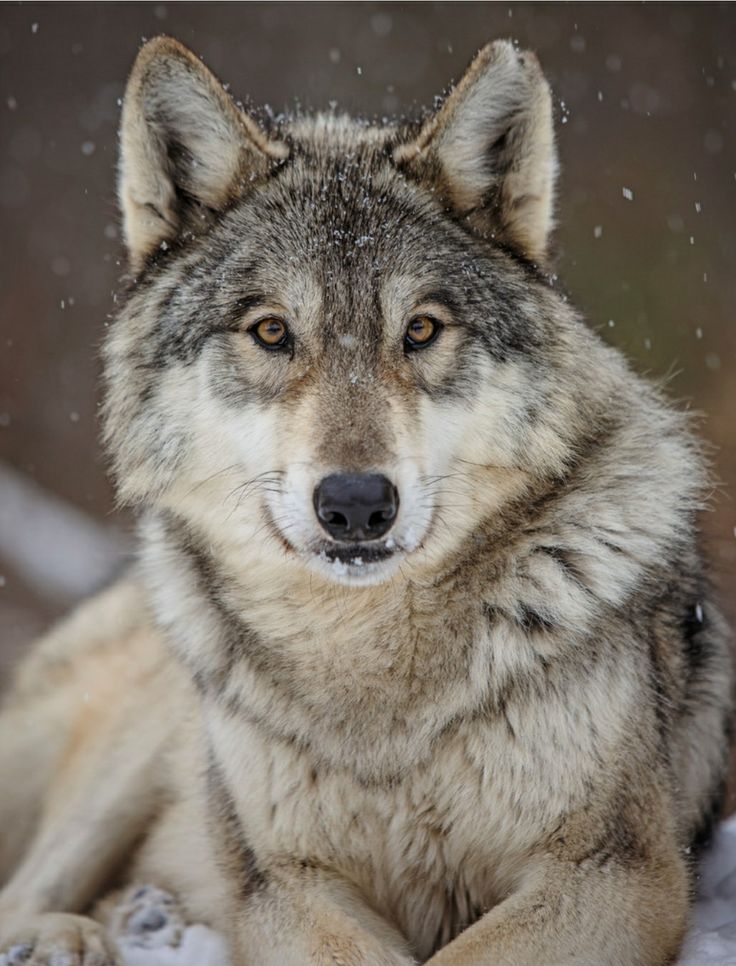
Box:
0;36;732;966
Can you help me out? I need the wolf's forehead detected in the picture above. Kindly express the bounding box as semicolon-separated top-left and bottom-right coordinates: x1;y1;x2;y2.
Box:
213;118;469;335
250;120;418;253
226;153;437;325
277;163;407;252
256;260;387;340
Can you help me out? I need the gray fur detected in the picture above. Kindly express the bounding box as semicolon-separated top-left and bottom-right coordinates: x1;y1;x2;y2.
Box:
0;35;732;966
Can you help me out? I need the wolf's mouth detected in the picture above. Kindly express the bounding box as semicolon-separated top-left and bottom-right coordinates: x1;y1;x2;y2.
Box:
309;539;402;585
318;542;397;566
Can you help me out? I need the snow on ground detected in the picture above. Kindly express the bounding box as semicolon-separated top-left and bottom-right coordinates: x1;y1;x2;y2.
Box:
680;814;736;966
118;925;231;966
117;815;736;966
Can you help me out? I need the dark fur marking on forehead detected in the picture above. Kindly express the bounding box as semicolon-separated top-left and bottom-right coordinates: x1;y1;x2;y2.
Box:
413;290;462;315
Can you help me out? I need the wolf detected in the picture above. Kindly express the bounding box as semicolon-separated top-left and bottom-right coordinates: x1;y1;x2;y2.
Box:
0;34;732;966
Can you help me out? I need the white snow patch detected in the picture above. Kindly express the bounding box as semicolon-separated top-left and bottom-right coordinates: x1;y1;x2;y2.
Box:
118;925;230;966
679;815;736;965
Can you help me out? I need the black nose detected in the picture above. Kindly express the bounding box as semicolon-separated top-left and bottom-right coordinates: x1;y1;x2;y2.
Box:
314;474;399;543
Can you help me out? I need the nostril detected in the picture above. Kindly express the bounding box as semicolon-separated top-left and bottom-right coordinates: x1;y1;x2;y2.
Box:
368;507;395;530
324;510;349;530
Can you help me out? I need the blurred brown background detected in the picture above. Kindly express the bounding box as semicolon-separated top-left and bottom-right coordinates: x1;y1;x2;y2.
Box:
1;3;734;690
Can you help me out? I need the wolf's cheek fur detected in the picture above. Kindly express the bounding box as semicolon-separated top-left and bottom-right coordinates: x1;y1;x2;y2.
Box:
161;392;283;545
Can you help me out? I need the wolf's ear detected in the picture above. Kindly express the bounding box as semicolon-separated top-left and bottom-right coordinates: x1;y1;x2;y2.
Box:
119;37;288;271
393;41;557;264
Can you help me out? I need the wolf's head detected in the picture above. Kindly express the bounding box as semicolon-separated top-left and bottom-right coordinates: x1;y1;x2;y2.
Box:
104;37;597;587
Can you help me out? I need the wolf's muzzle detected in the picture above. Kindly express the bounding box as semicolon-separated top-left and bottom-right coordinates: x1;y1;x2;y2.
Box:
314;474;399;543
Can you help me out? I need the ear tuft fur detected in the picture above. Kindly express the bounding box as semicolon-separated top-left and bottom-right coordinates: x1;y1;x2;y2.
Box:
119;36;289;271
394;40;557;264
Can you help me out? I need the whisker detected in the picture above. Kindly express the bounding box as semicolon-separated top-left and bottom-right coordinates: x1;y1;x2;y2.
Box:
224;470;285;505
182;462;245;499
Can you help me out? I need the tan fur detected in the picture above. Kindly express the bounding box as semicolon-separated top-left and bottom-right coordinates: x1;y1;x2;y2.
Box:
0;576;698;965
0;35;732;966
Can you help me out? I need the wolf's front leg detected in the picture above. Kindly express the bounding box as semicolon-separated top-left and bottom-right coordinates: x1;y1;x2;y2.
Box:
0;624;179;964
427;825;689;966
228;866;415;966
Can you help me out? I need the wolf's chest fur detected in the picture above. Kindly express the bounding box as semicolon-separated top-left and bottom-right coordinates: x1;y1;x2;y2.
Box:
150;493;648;952
201;576;640;958
241;727;505;956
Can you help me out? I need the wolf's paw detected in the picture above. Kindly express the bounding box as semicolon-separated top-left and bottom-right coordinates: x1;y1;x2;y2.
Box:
108;885;185;950
0;913;119;966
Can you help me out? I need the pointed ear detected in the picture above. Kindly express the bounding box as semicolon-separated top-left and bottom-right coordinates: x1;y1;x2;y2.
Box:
119;36;289;272
394;41;557;264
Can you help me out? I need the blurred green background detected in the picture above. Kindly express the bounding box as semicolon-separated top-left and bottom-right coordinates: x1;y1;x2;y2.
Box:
0;3;734;692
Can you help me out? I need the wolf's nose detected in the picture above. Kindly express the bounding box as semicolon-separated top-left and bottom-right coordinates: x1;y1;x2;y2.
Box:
314;474;399;543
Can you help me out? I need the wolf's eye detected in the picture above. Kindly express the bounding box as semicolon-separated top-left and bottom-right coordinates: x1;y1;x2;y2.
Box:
405;315;441;351
250;317;289;350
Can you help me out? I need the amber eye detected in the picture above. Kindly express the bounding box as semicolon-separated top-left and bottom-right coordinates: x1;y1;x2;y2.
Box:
405;315;441;351
250;316;289;349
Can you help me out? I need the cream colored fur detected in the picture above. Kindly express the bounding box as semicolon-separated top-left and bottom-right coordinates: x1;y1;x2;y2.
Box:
0;35;732;966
